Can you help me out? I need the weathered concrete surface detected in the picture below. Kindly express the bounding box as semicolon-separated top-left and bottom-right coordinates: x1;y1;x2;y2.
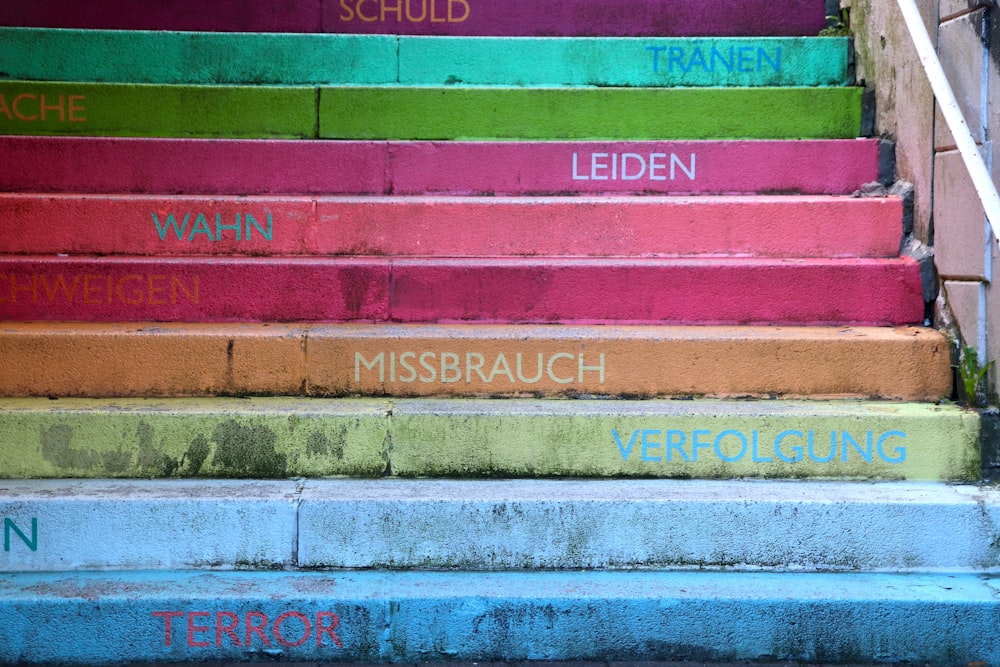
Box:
0;398;390;478
0;398;975;480
3;478;997;570
0;193;904;258
2;570;1000;664
0;29;849;88
0;480;299;570
0;324;953;400
319;87;865;140
0;137;882;196
0;81;316;138
0;256;924;324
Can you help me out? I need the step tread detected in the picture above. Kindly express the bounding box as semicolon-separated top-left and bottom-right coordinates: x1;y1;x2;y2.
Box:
1;570;997;664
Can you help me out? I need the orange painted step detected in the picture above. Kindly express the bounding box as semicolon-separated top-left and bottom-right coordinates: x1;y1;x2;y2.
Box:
0;323;951;401
0;194;903;258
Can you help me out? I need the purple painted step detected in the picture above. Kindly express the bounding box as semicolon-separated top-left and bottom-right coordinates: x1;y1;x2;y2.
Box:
2;0;825;36
0;256;924;325
0;137;881;196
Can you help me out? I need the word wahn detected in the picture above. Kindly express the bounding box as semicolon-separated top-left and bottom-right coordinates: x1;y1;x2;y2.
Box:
355;351;605;384
0;93;85;122
614;428;908;464
3;517;37;552
153;611;342;649
647;45;782;74
0;274;200;305
153;212;273;242
572;152;695;182
338;0;470;23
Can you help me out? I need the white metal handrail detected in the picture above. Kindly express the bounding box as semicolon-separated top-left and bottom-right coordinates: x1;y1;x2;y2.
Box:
897;0;1000;244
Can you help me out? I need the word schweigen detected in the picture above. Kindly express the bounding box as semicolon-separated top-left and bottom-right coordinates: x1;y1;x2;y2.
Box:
152;212;273;242
153;610;342;648
613;428;907;464
3;517;37;552
0;93;86;122
572;152;695;182
646;45;782;74
0;274;200;305
338;0;469;23
355;351;605;384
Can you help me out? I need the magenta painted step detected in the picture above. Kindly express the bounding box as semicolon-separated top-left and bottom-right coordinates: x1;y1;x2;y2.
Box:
0;193;904;259
0;257;924;325
2;0;824;36
0;257;388;322
0;137;881;196
0;1;323;31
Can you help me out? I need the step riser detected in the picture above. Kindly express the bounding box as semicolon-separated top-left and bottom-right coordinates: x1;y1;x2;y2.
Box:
2;571;998;665
1;480;994;571
0;82;863;140
1;1;827;36
0;398;974;480
320;87;864;140
0;324;951;400
0;194;904;258
0;257;923;324
1;30;849;87
0;137;884;196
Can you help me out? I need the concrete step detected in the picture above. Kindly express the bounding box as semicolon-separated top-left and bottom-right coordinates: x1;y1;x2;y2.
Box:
0;398;973;479
0;137;885;196
2;569;998;664
0;193;904;258
0;323;951;400
0;82;863;140
0;256;924;324
2;479;995;571
0;1;827;37
0;29;850;87
318;86;864;140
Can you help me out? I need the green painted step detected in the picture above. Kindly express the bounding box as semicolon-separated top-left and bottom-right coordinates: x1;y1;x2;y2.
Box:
0;28;849;87
319;86;865;140
0;81;315;138
0;398;979;481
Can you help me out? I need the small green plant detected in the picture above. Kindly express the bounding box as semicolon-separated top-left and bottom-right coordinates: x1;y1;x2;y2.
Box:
958;346;994;407
819;9;851;37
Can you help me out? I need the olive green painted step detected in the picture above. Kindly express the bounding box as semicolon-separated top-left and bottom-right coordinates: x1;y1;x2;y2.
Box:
0;28;850;87
0;398;979;481
0;81;315;138
319;87;865;140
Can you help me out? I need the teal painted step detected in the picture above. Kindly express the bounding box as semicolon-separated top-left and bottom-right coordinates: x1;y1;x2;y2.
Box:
3;570;1000;664
319;86;865;140
0;28;850;87
0;398;979;481
3;479;1000;572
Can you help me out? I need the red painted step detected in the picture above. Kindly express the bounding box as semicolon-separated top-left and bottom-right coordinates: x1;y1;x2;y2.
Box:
0;137;882;196
0;256;924;325
0;193;904;258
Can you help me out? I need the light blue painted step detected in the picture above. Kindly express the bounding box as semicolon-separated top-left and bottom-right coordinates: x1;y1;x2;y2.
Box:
0;28;850;87
2;569;1000;664
4;479;1000;572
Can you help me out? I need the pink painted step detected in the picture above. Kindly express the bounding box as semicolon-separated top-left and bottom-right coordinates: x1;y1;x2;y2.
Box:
2;0;824;36
0;137;881;196
0;193;904;259
0;257;924;325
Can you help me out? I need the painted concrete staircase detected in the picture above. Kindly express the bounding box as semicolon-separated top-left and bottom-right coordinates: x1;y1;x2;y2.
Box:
0;1;997;664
